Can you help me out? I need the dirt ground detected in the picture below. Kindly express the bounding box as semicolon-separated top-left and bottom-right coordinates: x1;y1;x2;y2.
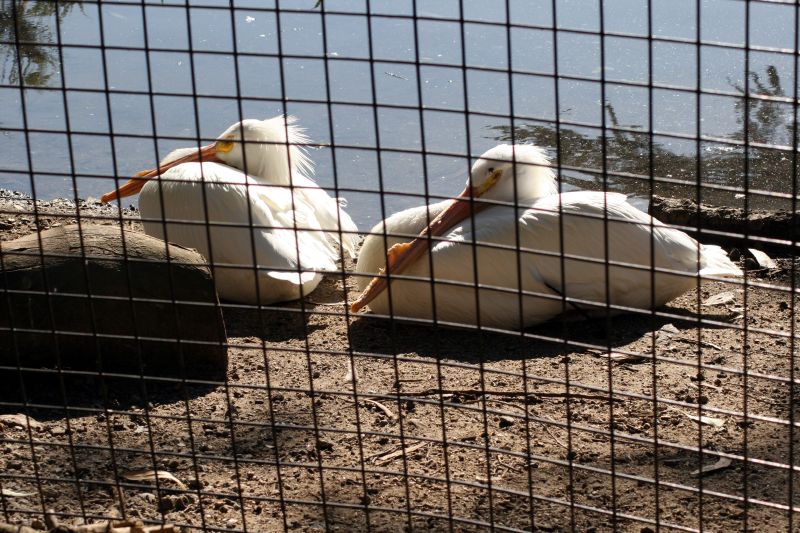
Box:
1;191;799;532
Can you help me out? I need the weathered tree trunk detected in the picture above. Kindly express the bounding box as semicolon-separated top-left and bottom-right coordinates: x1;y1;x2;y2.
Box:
649;195;799;251
0;521;179;533
0;225;227;379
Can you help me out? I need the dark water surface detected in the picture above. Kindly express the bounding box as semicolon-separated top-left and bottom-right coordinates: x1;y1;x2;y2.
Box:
2;0;799;228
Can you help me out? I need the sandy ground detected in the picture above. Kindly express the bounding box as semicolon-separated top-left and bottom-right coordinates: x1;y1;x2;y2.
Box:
1;191;799;532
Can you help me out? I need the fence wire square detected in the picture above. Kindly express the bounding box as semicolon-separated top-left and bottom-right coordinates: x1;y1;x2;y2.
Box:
1;0;799;531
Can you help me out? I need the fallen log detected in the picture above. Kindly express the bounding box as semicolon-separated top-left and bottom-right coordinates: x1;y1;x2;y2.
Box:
649;195;799;251
0;224;227;379
0;520;179;533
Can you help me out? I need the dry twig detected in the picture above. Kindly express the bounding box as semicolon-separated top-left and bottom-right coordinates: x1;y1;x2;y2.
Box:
363;398;398;420
393;388;622;403
372;442;428;466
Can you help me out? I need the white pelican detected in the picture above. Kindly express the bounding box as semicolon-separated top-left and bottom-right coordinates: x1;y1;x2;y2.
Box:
352;144;741;329
102;116;358;305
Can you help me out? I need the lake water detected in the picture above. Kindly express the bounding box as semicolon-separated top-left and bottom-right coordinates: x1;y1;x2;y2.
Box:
2;0;799;229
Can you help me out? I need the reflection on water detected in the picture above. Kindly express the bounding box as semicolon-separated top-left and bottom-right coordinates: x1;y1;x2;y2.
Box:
490;65;798;211
0;0;79;86
1;0;798;215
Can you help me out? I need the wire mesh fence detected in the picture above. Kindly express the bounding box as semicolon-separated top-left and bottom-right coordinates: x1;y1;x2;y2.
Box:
1;0;799;531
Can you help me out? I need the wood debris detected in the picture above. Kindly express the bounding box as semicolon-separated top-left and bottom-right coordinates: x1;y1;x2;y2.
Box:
685;414;725;427
373;441;428;466
588;349;647;363
0;520;180;533
0;488;35;497
692;457;733;477
673;337;724;351
121;470;187;490
396;388;621;403
363;398;398;421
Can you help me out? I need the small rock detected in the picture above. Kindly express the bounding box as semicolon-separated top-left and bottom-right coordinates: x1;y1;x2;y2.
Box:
498;416;515;429
316;439;334;452
660;323;680;335
159;493;193;512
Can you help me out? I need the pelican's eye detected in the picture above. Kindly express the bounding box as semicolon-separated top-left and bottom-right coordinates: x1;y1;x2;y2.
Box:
487;167;495;173
475;168;503;197
216;138;235;153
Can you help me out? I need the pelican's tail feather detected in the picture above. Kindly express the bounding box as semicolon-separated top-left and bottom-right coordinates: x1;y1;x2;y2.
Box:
699;244;742;278
331;202;359;258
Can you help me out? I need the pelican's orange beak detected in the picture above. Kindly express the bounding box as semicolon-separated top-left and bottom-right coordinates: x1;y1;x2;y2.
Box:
350;168;503;313
100;143;221;204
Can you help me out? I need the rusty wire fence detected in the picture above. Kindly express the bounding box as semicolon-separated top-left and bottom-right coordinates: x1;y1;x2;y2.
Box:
1;0;799;531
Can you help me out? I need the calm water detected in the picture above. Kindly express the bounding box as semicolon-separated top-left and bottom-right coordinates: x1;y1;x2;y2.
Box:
2;0;799;229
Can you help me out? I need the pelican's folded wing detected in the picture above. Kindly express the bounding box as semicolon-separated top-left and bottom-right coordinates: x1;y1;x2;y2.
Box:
140;163;338;284
292;174;359;258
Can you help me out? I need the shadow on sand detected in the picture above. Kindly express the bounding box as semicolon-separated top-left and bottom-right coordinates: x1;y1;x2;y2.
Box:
346;303;735;363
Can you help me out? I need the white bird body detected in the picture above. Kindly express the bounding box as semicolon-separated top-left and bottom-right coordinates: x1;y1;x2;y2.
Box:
103;116;357;305
354;145;740;329
140;162;341;303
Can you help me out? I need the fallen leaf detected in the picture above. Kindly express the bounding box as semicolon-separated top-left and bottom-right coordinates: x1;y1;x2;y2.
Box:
702;292;735;307
686;414;725;427
0;488;35;497
122;470;187;490
0;414;43;430
692;457;732;476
